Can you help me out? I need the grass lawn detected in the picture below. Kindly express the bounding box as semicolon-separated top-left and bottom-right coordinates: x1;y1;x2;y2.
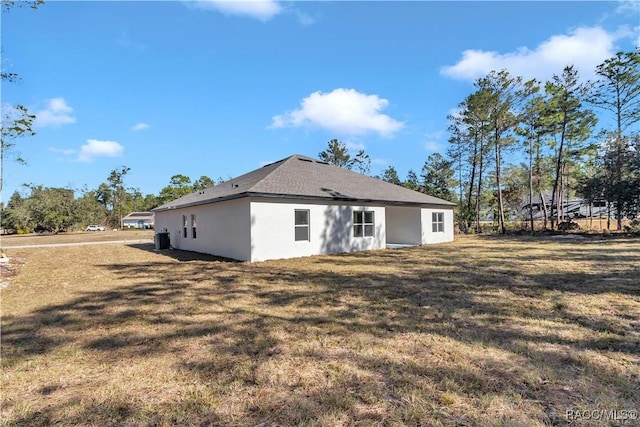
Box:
1;235;638;426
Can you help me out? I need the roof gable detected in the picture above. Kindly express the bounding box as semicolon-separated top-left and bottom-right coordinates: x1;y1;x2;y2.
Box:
153;154;455;211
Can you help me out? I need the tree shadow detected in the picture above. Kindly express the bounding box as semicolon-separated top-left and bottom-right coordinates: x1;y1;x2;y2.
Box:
3;237;639;425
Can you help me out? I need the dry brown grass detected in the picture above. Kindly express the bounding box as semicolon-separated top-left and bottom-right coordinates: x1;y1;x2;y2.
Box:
1;235;639;426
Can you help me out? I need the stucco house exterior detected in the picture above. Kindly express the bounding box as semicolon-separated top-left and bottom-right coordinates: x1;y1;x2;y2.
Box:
122;212;154;229
152;154;455;262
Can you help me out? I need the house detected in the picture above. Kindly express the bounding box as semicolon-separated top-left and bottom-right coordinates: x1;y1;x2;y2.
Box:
122;212;155;229
152;154;455;262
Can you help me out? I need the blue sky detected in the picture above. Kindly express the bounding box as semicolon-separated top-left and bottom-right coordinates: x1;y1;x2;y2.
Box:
2;0;639;198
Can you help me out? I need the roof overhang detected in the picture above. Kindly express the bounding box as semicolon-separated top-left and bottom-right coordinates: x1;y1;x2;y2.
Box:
152;191;456;212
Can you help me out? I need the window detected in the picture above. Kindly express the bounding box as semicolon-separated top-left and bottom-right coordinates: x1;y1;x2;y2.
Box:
432;212;444;233
294;209;310;241
182;215;188;238
191;214;197;239
353;210;374;237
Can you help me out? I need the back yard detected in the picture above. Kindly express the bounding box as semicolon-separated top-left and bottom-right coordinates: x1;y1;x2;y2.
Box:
1;235;638;426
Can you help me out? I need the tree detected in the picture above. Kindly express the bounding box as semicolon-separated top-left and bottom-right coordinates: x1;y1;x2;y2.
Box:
193;175;215;191
421;153;456;201
517;90;549;231
1;0;42;192
2;0;45;11
589;49;640;136
2;190;31;232
447;88;494;232
381;165;401;185
73;187;108;228
403;170;420;191
318;139;373;174
1;103;35;192
158;174;193;205
95;166;131;228
351;150;371;175
545;66;597;229
318;139;352;168
476;70;538;234
588;50;640;229
26;185;76;233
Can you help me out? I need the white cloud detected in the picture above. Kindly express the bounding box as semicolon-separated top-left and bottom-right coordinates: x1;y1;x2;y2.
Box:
616;0;640;14
270;88;404;138
33;97;76;128
424;140;442;153
191;0;282;21
442;26;627;82
131;122;150;131
77;139;124;162
48;147;76;156
294;9;315;26
345;141;366;151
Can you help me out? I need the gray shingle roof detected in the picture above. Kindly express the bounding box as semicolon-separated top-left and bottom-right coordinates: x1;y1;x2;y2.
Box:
152;154;455;212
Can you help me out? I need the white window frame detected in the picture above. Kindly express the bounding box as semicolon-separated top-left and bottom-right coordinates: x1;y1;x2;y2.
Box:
294;209;310;241
191;214;197;239
432;212;444;233
353;210;374;237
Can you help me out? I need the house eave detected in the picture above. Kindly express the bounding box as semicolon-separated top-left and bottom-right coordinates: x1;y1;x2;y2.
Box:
153;191;455;212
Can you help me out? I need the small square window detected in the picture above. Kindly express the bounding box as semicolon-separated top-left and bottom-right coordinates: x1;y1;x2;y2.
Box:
353;210;374;237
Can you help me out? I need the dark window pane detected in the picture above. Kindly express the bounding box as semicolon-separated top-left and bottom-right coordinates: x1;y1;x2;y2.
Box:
295;210;309;225
354;224;363;237
295;226;309;241
364;224;374;236
364;211;374;224
354;211;363;224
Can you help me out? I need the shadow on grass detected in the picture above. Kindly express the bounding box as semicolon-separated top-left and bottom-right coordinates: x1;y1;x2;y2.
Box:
3;236;639;426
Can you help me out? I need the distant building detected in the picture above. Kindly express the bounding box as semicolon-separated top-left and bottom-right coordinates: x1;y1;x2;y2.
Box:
122;212;154;229
522;196;609;221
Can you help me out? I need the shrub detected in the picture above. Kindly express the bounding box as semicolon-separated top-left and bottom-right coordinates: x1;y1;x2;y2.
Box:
624;220;640;234
558;221;581;232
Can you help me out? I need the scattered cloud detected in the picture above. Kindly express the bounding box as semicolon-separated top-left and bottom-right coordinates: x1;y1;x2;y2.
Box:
270;88;404;138
33;97;76;128
423;130;445;153
345;141;366;151
77;139;124;162
294;9;315;26
117;31;146;51
48;147;76;156
131;122;150;131
442;26;629;82
190;0;282;21
424;140;442;153
615;0;640;14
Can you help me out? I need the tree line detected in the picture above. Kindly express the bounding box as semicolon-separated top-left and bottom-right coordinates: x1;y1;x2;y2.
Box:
1;169;221;233
3;33;638;234
320;50;640;233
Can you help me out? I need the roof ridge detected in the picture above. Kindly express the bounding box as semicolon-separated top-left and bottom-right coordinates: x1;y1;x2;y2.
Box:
241;154;301;193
